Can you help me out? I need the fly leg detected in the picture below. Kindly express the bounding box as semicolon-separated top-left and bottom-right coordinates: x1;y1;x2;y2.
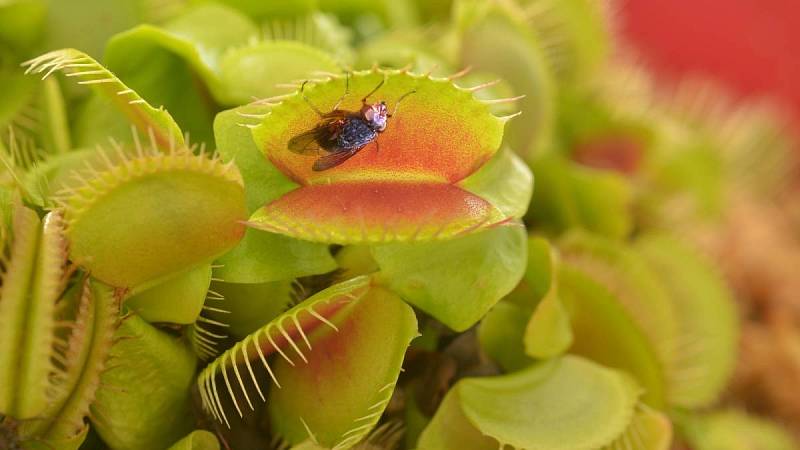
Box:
388;88;417;118
300;80;325;117
331;72;351;111
362;75;386;105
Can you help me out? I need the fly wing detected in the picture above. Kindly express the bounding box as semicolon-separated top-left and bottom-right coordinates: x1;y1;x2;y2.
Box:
287;113;350;155
312;147;361;171
287;126;325;155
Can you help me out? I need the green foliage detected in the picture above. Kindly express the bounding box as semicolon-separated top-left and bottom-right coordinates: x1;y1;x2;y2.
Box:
0;203;64;419
635;234;738;408
0;1;786;449
527;153;633;238
678;410;796;450
91;312;197;449
419;356;642;449
373;224;527;331
168;430;220;450
126;264;212;324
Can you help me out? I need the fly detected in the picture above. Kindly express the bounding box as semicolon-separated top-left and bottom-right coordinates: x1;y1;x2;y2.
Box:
288;75;416;171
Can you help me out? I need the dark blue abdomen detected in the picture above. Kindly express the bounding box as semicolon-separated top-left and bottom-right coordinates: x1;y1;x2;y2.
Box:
337;118;377;150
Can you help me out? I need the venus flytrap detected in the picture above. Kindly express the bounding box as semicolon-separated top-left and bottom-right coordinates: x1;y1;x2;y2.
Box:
212;106;337;286
104;3;348;143
125;263;213;325
167;430;221;450
90;311;198;450
261;13;356;66
419;356;647;450
0;202;63;420
676;410;797;450
556;264;667;406
518;0;614;85
22;48;186;150
559;232;681;382
196;276;418;449
205;280;293;340
354;29;453;77
246;68;522;243
2;1;795;449
633;234;738;409
477;229;739;445
55;142;246;290
0;74;70;157
454;0;556;159
16;277;120;450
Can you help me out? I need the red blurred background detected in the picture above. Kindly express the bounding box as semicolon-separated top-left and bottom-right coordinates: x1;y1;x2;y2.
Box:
620;0;800;135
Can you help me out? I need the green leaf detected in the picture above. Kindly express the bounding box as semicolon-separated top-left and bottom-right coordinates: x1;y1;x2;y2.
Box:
71;92;140;149
355;29;451;76
23;148;130;208
20;424;89;450
0;74;70;157
559;232;679;382
373;223;527;331
33;77;71;155
167;430;220;450
421;355;642;450
459;356;641;450
125;264;212;324
214;228;336;284
558;266;667;407
417;386;499;450
679;410;797;450
0;0;46;55
41;0;144;59
602;405;672;450
0;69;37;129
635;233;739;408
188;0;317;20
477;301;533;372
527;154;632;239
216;41;342;105
644;136;724;224
505;236;555;308
318;0;419;29
460;147;534;219
204;279;292;340
524;288;572;359
334;245;379;280
103;4;257;145
91;311;197;450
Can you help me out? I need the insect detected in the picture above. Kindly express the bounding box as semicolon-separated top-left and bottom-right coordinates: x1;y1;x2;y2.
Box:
288;75;416;171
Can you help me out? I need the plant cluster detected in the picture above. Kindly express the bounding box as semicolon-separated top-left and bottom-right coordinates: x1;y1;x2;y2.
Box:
0;1;797;449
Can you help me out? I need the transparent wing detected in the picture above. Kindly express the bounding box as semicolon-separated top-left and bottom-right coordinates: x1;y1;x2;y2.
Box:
312;147;362;171
287;127;325;155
